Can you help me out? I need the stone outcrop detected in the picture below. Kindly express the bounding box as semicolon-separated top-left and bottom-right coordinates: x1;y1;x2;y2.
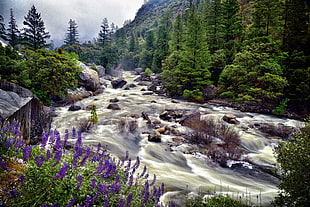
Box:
78;62;100;92
222;114;240;124
111;78;127;89
0;79;51;144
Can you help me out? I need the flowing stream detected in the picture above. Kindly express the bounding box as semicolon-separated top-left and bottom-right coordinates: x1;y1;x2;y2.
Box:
51;71;301;206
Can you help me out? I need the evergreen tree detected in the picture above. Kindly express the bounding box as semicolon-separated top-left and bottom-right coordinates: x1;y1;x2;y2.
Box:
0;15;5;39
282;0;310;54
222;0;243;42
98;18;110;46
6;9;20;46
170;13;184;52
64;19;79;46
151;11;171;73
22;5;50;50
204;0;225;52
250;0;283;38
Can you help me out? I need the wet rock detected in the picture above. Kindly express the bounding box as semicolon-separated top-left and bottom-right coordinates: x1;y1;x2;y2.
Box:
202;85;217;100
180;112;201;127
0;79;51;143
111;78;127;89
142;111;151;122
107;103;121;110
222;114;240;124
148;131;162;143
110;98;119;103
94;88;104;95
134;67;143;75
78;63;100;91
142;92;153;96
124;84;137;90
68;105;81;111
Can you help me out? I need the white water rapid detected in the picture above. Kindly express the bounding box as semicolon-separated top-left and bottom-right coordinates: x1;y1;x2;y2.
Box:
51;71;301;206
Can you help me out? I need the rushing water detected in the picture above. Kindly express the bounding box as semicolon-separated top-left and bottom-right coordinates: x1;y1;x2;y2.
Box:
52;71;301;206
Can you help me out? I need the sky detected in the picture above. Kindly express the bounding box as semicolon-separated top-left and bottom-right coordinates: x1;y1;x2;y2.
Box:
0;0;144;46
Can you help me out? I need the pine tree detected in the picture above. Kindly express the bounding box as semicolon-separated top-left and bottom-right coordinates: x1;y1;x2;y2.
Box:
222;0;243;42
204;0;225;52
98;18;110;46
250;0;283;38
0;15;5;39
175;5;212;91
170;13;184;51
64;19;79;46
22;5;50;50
6;9;20;46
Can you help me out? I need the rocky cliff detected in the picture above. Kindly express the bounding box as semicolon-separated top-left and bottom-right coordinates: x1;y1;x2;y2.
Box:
0;79;51;144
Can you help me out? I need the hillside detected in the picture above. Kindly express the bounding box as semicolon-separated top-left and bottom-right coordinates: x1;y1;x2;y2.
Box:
123;0;190;35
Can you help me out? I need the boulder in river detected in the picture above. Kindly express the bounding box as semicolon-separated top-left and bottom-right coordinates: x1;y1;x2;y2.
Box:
223;114;240;124
107;103;121;110
68;105;81;111
78;62;100;92
202;85;217;100
111;78;127;89
148;131;162;142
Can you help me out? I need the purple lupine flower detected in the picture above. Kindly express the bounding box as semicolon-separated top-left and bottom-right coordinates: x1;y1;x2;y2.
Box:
72;128;77;139
144;173;149;179
98;183;107;194
141;181;150;206
126;193;133;207
53;162;68;180
108;182;121;194
94;160;105;174
140;165;147;178
126;175;134;191
40;133;49;150
133;156;140;170
65;198;75;207
80;147;91;166
42;204;48;207
19;174;25;182
0;157;7;171
161;183;165;195
74;131;82;150
96;143;102;154
118;197;124;207
63;129;69;147
46;150;52;161
53;131;62;150
23;146;32;161
4;138;12;148
102;162;116;179
35;155;45;167
104;196;109;207
53;150;62;166
126;159;131;172
76;175;83;190
49;130;56;145
14;138;25;149
115;174;120;183
150;174;156;186
90;178;97;190
9;189;18;198
85;195;92;207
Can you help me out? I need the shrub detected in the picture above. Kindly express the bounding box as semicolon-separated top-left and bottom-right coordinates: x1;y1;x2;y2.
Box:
219;91;234;99
90;105;98;124
273;98;290;116
145;68;152;77
272;118;310;206
0;120;165;207
186;195;249;207
183;89;203;101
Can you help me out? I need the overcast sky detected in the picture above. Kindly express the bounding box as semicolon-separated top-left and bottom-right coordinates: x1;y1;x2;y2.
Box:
0;0;144;46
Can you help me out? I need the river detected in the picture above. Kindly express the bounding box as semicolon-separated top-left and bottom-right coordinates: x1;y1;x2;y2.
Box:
51;71;301;206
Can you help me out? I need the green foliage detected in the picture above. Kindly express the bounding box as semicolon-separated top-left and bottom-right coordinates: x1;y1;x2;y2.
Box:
90;105;98;124
144;68;152;77
218;37;288;103
183;89;203;101
273;98;290;116
64;19;79;46
273;118;310;206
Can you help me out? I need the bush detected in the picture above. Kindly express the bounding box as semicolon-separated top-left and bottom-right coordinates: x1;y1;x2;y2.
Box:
183;89;203;101
273;98;290;116
272;118;310;206
219;91;234;99
0;120;165;207
145;68;152;77
186;195;249;207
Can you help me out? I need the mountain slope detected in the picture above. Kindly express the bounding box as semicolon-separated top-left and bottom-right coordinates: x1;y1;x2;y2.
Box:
123;0;190;35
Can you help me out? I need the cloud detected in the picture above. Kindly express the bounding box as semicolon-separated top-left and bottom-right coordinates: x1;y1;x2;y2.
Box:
0;0;143;46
